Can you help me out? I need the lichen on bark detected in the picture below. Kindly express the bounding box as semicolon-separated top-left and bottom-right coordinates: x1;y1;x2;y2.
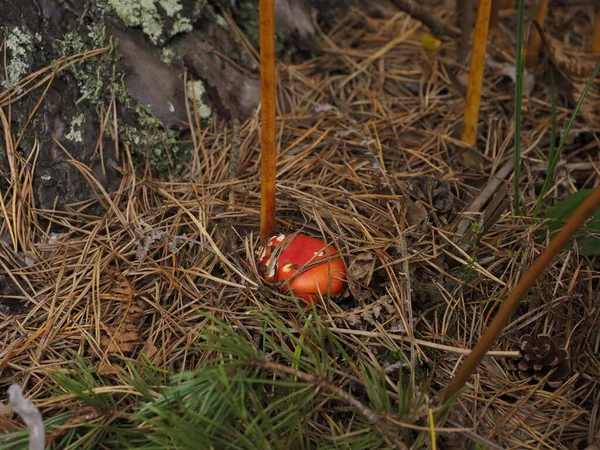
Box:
104;0;203;45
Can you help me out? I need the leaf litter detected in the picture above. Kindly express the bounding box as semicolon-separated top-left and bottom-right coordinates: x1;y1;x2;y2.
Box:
0;2;599;449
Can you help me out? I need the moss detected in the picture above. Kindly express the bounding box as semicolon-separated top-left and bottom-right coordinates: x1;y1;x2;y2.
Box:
186;80;212;119
2;27;40;92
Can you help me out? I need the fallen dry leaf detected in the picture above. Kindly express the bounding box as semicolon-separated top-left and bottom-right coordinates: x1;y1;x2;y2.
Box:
545;35;600;125
100;278;145;355
404;199;428;227
101;327;142;354
348;253;375;284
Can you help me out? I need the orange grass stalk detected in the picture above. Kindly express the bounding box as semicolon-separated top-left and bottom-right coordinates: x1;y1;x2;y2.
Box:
460;0;492;146
442;185;600;403
525;0;549;68
591;9;600;53
259;0;277;243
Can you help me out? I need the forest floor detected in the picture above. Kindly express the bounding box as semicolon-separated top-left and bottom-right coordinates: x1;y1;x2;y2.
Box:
0;1;599;449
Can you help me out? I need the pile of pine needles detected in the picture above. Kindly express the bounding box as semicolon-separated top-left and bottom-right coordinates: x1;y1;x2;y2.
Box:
0;2;599;449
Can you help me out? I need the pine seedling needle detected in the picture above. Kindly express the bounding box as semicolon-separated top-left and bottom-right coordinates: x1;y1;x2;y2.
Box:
442;185;600;403
460;0;492;146
259;0;277;244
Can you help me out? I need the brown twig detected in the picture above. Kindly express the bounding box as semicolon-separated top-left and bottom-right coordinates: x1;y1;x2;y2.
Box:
388;0;460;40
525;0;550;67
443;185;600;403
460;0;492;146
252;359;408;449
228;118;241;211
259;0;277;243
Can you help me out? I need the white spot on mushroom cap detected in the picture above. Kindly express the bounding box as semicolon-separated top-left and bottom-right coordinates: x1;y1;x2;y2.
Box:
275;234;286;243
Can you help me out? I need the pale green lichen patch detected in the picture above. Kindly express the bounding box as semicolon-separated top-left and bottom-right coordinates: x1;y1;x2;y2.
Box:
160;0;183;16
2;27;40;91
66;114;86;143
107;0;194;45
56;25;119;108
186;80;212;119
215;14;228;29
117;103;192;175
161;47;177;65
87;23;107;44
53;8;200;176
170;18;193;36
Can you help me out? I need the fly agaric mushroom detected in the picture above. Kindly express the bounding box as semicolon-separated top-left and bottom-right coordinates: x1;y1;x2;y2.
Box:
258;233;346;303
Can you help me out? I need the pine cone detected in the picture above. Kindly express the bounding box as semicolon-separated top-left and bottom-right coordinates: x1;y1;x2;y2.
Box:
506;334;570;388
409;178;456;223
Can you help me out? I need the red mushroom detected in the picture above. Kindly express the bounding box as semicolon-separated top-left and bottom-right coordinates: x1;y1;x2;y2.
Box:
257;233;346;303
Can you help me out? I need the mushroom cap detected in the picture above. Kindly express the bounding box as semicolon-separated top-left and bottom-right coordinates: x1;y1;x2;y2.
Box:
258;233;346;303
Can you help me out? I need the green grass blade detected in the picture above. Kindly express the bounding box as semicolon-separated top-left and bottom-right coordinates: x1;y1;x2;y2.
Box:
547;68;558;168
534;59;600;215
513;0;527;215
